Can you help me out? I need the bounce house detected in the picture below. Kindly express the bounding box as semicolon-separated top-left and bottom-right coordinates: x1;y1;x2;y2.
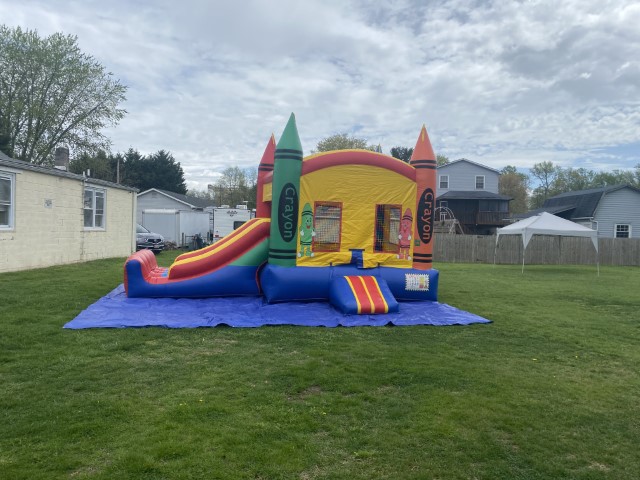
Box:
124;114;439;315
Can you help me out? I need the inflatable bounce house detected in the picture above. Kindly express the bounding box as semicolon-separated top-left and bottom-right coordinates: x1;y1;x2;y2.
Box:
124;114;439;315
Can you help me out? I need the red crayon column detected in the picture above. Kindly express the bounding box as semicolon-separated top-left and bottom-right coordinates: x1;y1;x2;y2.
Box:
410;125;437;270
256;134;276;218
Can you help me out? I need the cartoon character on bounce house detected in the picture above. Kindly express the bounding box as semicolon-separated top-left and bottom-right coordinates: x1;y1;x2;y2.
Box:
299;202;315;257
123;114;439;315
398;208;413;260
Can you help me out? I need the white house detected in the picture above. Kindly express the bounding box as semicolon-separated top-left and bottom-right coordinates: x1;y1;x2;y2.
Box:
0;150;137;273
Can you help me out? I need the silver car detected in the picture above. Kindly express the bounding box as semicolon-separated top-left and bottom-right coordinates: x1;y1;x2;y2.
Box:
136;224;165;253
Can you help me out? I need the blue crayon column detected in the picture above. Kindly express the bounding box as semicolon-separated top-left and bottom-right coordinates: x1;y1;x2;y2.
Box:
268;113;303;266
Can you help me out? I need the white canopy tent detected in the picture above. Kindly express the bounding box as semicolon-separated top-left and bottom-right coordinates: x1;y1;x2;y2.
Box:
495;212;599;274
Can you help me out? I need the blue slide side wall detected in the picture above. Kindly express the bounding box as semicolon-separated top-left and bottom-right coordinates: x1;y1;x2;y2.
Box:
126;262;261;298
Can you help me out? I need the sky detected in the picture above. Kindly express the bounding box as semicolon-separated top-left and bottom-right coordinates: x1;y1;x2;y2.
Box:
2;0;639;191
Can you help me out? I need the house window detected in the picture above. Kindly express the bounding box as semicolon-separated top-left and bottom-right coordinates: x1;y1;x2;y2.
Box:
374;204;401;253
84;187;106;229
475;175;485;190
591;221;598;231
313;202;342;252
615;224;631;238
439;175;449;189
0;171;15;229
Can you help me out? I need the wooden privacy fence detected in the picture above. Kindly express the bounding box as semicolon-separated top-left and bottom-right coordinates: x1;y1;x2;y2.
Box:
433;234;640;266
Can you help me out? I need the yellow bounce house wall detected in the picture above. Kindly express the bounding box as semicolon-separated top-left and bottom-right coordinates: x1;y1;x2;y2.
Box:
297;164;416;268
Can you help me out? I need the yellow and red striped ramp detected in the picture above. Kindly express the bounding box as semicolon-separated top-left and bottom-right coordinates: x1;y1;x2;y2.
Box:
329;276;399;315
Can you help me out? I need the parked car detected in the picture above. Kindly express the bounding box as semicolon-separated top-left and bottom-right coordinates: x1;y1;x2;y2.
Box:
136;224;165;253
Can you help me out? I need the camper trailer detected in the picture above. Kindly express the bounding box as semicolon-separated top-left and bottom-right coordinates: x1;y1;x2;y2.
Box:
211;205;252;239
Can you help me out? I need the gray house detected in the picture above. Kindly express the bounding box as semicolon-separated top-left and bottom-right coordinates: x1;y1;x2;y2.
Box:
436;159;511;234
136;188;216;245
528;185;640;238
136;188;214;221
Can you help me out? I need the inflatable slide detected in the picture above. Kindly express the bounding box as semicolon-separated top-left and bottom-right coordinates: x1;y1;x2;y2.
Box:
124;218;270;298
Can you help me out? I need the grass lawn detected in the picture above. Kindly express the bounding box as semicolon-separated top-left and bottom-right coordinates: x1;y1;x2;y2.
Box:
1;252;639;479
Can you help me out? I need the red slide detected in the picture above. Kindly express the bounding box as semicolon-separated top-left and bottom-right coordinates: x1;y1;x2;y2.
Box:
168;218;270;280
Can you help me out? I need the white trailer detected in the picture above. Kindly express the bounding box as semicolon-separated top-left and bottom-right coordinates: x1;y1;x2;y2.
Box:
211;205;252;239
141;209;210;247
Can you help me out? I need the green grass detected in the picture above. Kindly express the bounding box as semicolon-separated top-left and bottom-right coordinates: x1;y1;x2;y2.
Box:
1;252;639;479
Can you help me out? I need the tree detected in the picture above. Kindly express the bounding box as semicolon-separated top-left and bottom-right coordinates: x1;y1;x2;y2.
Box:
592;168;639;188
499;166;529;214
213;166;250;207
315;133;375;152
118;149;187;192
0;26;126;164
138;150;186;193
437;154;450;166
529;161;561;208
390;147;449;166
390;146;413;162
69;149;115;181
553;167;595;193
244;166;258;210
187;189;215;201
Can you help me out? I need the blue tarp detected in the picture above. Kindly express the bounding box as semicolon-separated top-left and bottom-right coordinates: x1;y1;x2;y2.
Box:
64;284;491;329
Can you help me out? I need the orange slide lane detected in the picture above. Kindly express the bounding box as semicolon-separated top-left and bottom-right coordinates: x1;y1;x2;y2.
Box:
168;218;270;280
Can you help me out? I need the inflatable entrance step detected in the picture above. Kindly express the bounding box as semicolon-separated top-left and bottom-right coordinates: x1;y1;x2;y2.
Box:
329;275;399;315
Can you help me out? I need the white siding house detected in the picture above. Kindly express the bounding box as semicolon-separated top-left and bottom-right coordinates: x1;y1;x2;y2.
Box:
593;187;640;238
437;159;500;194
539;185;640;239
0;151;137;273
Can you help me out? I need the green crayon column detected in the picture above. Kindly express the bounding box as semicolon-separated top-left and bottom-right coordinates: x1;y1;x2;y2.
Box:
268;113;303;266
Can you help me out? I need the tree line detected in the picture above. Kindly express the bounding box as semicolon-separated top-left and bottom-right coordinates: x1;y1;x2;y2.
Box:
69;149;188;194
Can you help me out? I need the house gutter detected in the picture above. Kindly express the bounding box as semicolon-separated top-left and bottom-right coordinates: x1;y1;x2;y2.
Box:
131;191;137;252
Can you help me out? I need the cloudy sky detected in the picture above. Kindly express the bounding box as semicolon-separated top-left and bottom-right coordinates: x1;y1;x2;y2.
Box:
2;0;639;190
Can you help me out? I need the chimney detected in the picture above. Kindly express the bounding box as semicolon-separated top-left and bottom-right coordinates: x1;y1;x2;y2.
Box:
54;147;70;171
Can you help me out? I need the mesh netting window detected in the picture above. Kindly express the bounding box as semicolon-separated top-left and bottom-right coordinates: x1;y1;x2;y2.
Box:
374;204;401;253
314;202;342;252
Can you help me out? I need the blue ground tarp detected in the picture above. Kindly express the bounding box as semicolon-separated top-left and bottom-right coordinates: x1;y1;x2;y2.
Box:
64;284;491;329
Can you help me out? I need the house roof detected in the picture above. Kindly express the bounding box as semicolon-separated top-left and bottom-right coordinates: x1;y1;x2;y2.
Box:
438;190;512;201
437;158;501;174
0;149;137;192
542;184;639;219
138;188;214;209
513;184;640;220
512;204;575;220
